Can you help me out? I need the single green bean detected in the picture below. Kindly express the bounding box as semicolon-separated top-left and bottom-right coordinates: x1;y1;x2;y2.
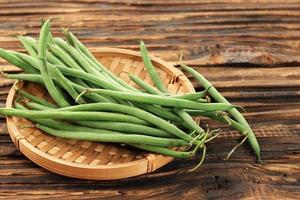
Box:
139;104;183;123
173;108;204;135
72;82;111;103
172;91;208;101
201;112;246;134
78;121;173;138
129;73;162;95
37;19;69;107
128;143;193;158
6;73;111;103
140;41;167;93
129;73;207;102
18;36;37;57
5;73;43;83
88;88;235;111
37;124;188;147
18;90;57;108
0;108;150;125
181;64;261;161
0;48;38;74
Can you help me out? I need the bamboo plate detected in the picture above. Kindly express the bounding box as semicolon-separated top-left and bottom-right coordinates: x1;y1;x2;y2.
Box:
6;48;194;180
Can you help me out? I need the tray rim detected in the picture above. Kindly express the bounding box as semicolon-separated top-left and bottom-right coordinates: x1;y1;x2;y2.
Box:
5;47;195;180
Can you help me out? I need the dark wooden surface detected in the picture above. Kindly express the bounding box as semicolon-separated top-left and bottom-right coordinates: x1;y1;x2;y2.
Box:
0;1;300;199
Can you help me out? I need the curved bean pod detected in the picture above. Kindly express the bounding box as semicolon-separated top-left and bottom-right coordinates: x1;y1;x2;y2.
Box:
37;19;69;107
88;88;235;111
37;124;188;147
128;143;193;158
0;108;149;125
140;41;167;93
181;64;261;161
47;102;195;143
0;48;38;74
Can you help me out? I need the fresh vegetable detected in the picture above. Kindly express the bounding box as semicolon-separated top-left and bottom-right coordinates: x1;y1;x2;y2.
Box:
0;19;261;169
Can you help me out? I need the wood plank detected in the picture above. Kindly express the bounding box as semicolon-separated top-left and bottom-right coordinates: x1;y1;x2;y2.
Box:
0;0;299;199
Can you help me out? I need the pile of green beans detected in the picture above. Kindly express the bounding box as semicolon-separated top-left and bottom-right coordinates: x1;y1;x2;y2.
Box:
0;19;261;170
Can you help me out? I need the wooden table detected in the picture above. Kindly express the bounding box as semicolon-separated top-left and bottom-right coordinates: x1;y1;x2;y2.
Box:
0;1;299;199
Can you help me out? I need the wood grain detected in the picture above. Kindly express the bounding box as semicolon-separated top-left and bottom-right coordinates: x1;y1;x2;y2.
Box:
0;0;299;199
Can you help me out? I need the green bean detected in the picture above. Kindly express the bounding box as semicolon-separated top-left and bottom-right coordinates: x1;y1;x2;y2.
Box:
9;50;108;96
18;36;37;57
53;37;107;78
173;108;204;135
181;64;261;161
24;101;173;138
201;112;246;134
21;36;67;67
55;33;190;121
40;18;56;45
75;45;121;86
41;102;195;143
138;43;206;134
128;73;200;129
56;65;123;91
48;65;85;104
16;102;170;137
37;19;69;107
25;101;52;110
126;73;186;123
88;88;235;111
7;72;75;105
129;74;207;102
6;73;111;103
139;104;183;123
36;124;188;147
172;90;208;101
0;108;150;125
72;82;111;103
185;110;222;116
128;143;193;158
17;90;57;108
17;100;192;141
11;49;94;97
77;121;173;138
49;44;83;70
129;58;202;133
129;73;161;95
10;51;121;92
140;41;167;93
61;27;74;46
5;73;43;83
67;31;139;92
0;48;38;74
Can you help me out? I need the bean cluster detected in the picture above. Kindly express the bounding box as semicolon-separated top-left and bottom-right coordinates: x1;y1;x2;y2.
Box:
0;19;261;170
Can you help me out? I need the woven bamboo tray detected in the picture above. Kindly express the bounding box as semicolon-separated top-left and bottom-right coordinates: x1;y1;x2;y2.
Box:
6;48;195;180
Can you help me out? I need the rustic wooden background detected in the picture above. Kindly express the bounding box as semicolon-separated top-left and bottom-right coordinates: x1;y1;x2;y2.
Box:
0;0;300;199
